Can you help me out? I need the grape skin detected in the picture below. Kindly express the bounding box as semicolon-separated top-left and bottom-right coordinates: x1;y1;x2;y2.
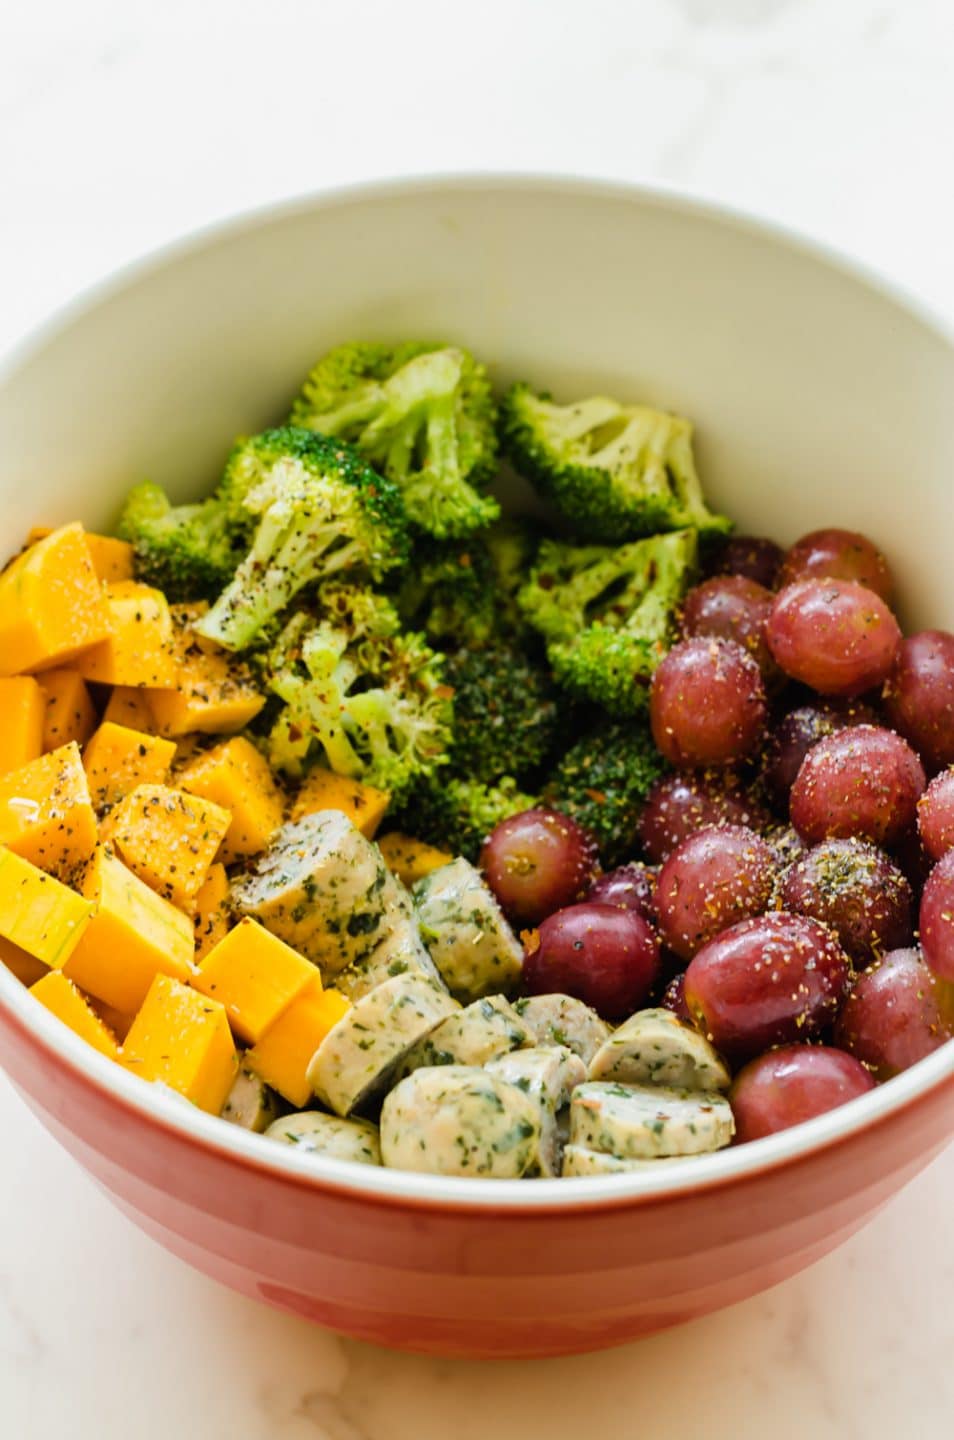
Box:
650;637;767;769
730;1045;874;1142
766;578;901;696
789;724;925;849
684;912;851;1062
778;528;893;602
656;825;776;961
834;948;951;1080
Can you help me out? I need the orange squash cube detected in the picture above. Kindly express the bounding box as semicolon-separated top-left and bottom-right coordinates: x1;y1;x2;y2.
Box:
0;741;98;879
178;737;284;862
377;831;454;888
100;783;231;912
0;847;93;968
0;677;46;774
101;686;156;731
0;934;49;988
75;581;178;688
146;606;265;737
122;974;237;1113
87;996;136;1042
82;721;176;811
63;843;194;1012
0;524;112;676
29;971;120;1060
191;917;315;1044
39;668;98;751
193;862;230;960
291;767;390;838
27;526;135;583
245;979;350;1106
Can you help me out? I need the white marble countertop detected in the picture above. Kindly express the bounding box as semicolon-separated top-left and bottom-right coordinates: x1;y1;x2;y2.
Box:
2;1;954;1435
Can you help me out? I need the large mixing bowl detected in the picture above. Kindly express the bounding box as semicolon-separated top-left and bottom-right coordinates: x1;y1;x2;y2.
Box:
1;177;952;1358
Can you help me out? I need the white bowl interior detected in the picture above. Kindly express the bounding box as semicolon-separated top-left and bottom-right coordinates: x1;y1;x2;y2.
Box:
1;176;953;1204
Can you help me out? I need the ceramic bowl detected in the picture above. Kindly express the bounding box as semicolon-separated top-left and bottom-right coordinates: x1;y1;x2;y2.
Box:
1;177;952;1359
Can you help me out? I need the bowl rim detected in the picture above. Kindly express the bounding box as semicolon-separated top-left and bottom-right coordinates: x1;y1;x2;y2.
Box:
1;170;953;1214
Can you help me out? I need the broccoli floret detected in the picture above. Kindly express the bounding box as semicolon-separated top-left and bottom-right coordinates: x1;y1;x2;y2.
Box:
263;584;452;801
393;774;537;862
394;536;498;651
545;719;667;866
518;529;697;715
116;482;246;601
501;382;731;543
483;516;546;642
290;342;500;539
442;643;559;785
194;427;408;651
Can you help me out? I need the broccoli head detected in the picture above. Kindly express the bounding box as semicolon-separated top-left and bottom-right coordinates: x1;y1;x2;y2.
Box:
545;718;667;866
290;341;500;539
442;642;560;784
501;382;731;543
392;773;538;862
483;516;546;642
518;529;697;715
193;427;408;651
394;535;497;651
263;584;452;801
116;481;247;601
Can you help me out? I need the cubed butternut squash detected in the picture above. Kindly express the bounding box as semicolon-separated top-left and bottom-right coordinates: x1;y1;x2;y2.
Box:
82;721;176;810
191;917;315;1044
29;971;120;1060
0;677;45;774
178;737;284;862
0;741;98;879
122;974;237;1113
291;768;390;838
99;783;231;912
0;524;112;676
87;996;136;1042
39;668;98;751
378;831;454;888
193;862;230;960
101;686;156;731
145;606;265;737
63;844;194;1013
245;979;350;1106
0;934;49;987
27;526;135;583
75;581;178;688
0;847;93;967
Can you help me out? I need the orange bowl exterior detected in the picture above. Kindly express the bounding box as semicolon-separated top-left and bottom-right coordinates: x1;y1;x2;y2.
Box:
3;994;952;1358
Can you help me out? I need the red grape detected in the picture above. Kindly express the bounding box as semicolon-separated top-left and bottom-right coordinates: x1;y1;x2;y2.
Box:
684;912;851;1061
919;850;954;983
711;535;783;589
480;808;598;927
761;700;877;808
730;1045;874;1143
661;971;692;1022
650;637;767;768
656;825;776;961
766;578;901;696
681;575;776;676
778;528;893;602
524;902;661;1018
834;948;951;1079
637;771;770;864
587;862;657;921
789;724;925;848
778;838;913;963
883;630;954;772
918;769;954;861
